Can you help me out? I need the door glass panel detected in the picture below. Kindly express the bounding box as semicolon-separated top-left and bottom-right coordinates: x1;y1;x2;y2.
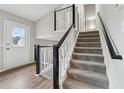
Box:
12;27;25;47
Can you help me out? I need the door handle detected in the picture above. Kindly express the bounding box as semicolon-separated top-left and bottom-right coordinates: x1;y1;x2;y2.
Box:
6;43;10;50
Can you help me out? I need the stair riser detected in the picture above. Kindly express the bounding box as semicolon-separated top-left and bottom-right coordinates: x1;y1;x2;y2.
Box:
79;31;99;34
74;48;102;54
63;78;102;89
72;54;104;62
79;33;99;35
78;34;99;38
70;62;106;74
78;36;100;39
76;43;101;47
68;72;108;88
63;83;84;89
63;83;100;89
63;85;71;89
63;31;109;89
77;38;100;42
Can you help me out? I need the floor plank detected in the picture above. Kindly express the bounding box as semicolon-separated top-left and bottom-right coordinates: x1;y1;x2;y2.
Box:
0;64;53;89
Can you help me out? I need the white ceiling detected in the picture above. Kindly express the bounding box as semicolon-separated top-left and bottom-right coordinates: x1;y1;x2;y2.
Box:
0;4;61;21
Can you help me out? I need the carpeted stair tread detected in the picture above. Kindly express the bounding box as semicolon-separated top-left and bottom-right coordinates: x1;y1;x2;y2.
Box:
77;37;100;42
63;31;109;89
79;31;99;34
76;42;101;47
70;59;106;73
68;68;109;88
74;47;102;54
78;34;99;38
72;53;104;62
63;78;101;89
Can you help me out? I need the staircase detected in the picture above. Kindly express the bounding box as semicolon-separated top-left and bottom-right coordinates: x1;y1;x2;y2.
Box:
63;31;109;89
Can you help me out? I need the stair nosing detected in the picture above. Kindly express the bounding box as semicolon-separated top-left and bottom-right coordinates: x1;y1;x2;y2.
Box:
73;53;104;57
74;47;102;50
78;34;99;36
78;37;100;39
64;78;102;89
79;31;98;33
76;42;101;44
79;31;98;32
68;68;108;81
64;31;109;89
71;59;105;66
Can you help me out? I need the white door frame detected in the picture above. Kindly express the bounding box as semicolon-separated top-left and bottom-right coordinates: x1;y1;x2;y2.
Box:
3;20;31;70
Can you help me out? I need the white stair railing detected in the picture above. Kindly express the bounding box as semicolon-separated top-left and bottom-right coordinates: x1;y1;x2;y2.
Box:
35;45;53;79
53;4;80;89
35;5;79;89
56;6;73;31
58;27;79;87
40;47;53;79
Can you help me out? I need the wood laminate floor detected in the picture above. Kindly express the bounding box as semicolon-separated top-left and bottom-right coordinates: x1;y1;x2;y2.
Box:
0;64;53;89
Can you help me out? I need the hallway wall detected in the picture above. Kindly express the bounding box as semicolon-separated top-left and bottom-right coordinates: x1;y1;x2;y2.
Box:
84;4;97;31
35;4;85;45
35;10;54;39
36;39;58;46
76;4;85;32
99;4;124;88
35;4;85;43
0;9;35;71
35;9;67;43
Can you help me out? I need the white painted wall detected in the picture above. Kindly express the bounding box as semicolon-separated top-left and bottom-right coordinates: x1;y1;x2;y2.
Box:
36;39;58;46
35;5;85;44
76;5;85;32
35;10;54;39
0;4;61;21
84;4;97;31
99;4;124;88
0;4;85;71
0;9;35;71
35;9;66;43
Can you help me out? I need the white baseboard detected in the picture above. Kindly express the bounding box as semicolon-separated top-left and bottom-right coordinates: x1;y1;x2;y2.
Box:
35;74;41;77
0;69;5;73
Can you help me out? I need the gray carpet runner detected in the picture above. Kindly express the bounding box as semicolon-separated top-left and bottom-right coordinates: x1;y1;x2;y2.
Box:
63;31;109;89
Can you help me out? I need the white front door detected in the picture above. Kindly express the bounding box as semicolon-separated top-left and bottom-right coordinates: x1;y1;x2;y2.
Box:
4;20;30;70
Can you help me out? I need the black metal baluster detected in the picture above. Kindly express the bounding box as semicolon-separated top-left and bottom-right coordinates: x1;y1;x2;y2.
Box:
53;45;59;89
36;45;40;75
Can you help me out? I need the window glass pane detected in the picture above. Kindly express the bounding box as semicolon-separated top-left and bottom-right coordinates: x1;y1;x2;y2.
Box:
12;27;25;47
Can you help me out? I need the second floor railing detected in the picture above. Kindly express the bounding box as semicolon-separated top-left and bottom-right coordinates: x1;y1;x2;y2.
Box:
35;4;79;89
53;4;80;89
35;45;53;79
54;5;75;31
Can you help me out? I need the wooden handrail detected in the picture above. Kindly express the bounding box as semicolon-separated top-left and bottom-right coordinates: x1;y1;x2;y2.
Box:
98;13;122;60
55;5;73;12
57;24;74;48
